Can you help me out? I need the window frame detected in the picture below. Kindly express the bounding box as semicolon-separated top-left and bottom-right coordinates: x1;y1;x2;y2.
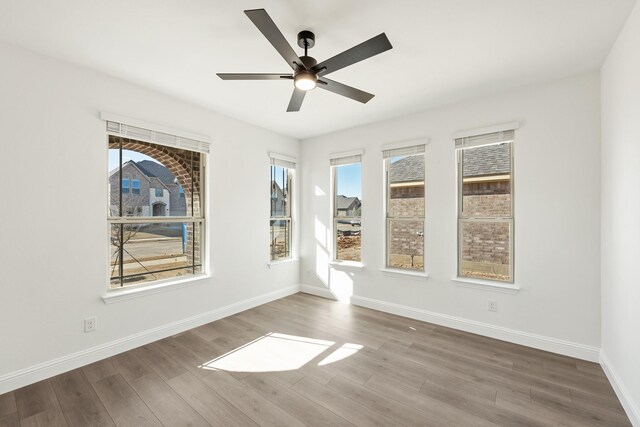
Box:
330;153;363;264
107;135;207;291
383;144;426;273
269;154;295;263
456;137;515;284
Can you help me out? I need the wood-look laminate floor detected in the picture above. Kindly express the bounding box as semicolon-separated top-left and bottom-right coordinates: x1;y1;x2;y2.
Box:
0;293;630;426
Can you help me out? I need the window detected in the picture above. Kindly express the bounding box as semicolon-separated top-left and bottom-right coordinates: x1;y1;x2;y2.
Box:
179;186;185;198
384;144;426;271
155;188;163;197
456;129;514;282
331;152;362;262
269;154;295;261
107;120;208;290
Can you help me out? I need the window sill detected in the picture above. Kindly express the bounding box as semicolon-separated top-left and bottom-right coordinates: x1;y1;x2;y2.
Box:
452;277;520;294
102;274;211;304
329;261;365;272
267;258;299;269
380;268;429;280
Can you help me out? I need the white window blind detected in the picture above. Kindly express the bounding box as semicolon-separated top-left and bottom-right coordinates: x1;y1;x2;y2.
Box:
270;153;296;169
330;150;363;166
382;144;425;159
455;129;514;150
105;120;210;154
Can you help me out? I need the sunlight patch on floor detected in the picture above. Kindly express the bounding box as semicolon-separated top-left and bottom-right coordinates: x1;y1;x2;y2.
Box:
200;333;335;373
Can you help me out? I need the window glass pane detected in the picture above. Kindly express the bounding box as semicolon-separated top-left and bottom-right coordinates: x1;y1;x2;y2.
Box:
109;222;201;289
461;143;511;217
109;147;120;216
388;154;424;218
335;163;362;217
109;224;122;287
270;219;290;261
131;179;140;195
335;163;361;262
387;219;424;270
336;219;361;262
270;165;290;218
460;220;511;282
107;142;200;218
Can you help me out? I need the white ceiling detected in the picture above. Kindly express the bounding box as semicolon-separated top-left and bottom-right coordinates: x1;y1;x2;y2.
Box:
0;0;635;139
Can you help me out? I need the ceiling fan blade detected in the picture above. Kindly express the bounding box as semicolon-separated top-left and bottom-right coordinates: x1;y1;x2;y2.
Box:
312;33;392;77
287;88;306;112
217;73;293;80
318;78;374;103
245;9;305;71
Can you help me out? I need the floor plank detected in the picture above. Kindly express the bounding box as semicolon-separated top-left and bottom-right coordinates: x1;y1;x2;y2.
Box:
166;372;257;427
0;413;19;427
108;351;152;382
130;344;186;382
14;381;59;421
81;359;118;384
20;408;67;427
200;370;306;426
129;373;209;427
49;369;115;427
242;372;354;427
0;393;16;418
291;376;398;427
91;374;162;427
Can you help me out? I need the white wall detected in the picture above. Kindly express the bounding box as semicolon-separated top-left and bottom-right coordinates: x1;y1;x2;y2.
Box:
0;41;299;392
601;1;640;423
300;72;602;360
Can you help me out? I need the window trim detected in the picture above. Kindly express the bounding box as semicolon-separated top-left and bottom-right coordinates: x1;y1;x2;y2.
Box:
383;142;427;273
330;152;363;263
455;133;515;284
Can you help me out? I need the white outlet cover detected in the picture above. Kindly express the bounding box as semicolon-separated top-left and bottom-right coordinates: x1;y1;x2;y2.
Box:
84;316;97;332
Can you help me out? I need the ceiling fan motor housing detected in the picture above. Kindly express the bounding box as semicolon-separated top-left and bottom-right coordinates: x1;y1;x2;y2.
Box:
299;55;317;69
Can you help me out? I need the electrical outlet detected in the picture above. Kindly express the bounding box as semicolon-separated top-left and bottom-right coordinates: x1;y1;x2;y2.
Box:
84;316;97;333
487;299;498;312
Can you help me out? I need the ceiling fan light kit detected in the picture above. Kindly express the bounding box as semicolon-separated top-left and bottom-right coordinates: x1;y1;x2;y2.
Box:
217;9;393;112
294;70;317;91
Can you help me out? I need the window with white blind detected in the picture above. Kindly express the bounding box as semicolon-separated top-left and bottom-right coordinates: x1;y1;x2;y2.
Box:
383;143;426;271
270;154;295;261
106;115;209;290
331;151;363;262
456;128;515;283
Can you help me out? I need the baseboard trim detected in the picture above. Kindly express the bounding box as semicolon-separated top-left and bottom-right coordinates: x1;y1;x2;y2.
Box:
300;284;338;300
600;351;640;426
350;295;600;362
0;285;299;394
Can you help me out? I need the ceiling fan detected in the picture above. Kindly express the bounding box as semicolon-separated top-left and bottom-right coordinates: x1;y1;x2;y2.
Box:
217;9;393;112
